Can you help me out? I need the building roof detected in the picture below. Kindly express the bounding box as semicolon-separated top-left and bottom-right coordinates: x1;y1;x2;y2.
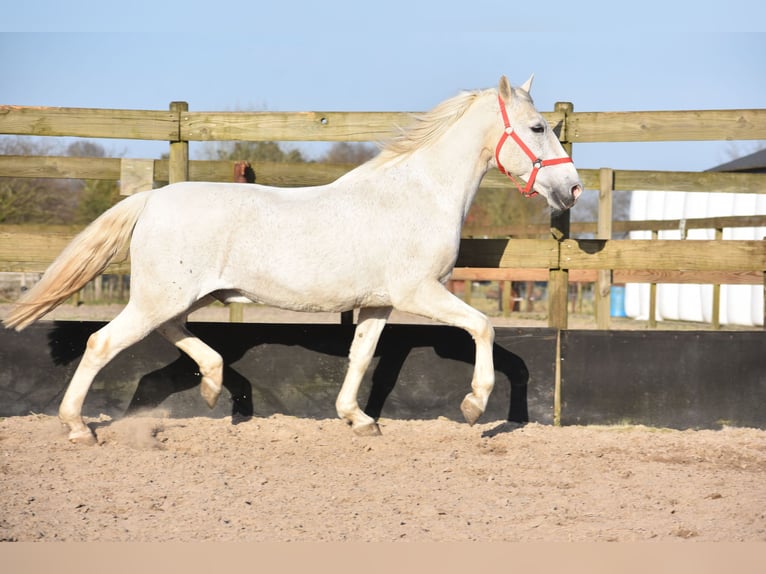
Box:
708;147;766;173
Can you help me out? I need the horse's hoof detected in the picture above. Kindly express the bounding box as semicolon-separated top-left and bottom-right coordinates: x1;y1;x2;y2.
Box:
200;378;221;409
68;428;97;446
352;421;382;436
460;394;484;426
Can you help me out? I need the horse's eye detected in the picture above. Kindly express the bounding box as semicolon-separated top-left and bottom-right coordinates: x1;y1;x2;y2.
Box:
531;125;546;134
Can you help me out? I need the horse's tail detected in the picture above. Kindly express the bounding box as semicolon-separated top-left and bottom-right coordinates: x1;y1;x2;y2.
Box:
3;191;151;331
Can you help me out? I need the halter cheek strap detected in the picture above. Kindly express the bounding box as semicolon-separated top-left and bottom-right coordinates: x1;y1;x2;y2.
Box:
494;94;573;198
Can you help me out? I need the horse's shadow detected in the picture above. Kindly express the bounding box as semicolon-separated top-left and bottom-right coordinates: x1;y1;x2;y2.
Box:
48;322;539;429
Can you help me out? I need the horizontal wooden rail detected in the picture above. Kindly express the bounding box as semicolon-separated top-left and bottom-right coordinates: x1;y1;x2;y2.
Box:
0;225;128;274
492;168;766;194
454;238;560;268
3;155;764;200
560;239;766;271
0;106;561;144
5;231;762;276
0;155;123;180
0;155;362;188
598;169;766;194
181;111;415;142
464;214;766;238
0;106;179;141
566;109;766;142
3;105;765;145
451;267;763;285
612;215;766;234
2;101;765;330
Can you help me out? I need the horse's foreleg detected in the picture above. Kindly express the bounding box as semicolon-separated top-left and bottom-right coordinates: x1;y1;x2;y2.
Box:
157;319;224;409
394;281;495;426
336;306;391;435
59;306;158;444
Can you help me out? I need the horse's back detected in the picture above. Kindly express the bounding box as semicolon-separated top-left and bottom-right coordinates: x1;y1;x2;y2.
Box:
128;181;397;309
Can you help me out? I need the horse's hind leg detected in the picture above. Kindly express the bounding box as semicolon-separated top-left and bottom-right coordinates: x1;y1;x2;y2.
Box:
157;319;223;409
58;304;163;444
336;306;391;435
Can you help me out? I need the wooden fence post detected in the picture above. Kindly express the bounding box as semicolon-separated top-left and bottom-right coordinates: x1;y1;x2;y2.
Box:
551;102;573;427
169;101;189;184
596;168;614;329
548;101;573;331
228;161;255;323
502;281;511;317
712;227;723;329
649;229;659;328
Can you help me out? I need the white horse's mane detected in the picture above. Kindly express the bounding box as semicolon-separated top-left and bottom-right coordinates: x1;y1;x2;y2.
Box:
372;88;495;164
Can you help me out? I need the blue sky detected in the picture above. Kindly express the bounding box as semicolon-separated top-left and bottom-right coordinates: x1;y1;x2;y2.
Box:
1;2;765;172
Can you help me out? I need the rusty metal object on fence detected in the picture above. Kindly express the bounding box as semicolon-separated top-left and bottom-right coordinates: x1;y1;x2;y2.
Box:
233;161;255;183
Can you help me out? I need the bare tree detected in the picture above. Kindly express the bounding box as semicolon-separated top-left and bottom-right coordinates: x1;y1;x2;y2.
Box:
204;141;306;163
0;137;120;224
0;138;79;224
320;142;378;164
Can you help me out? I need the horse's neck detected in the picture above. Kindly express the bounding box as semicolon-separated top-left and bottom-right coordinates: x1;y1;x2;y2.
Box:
407;101;496;218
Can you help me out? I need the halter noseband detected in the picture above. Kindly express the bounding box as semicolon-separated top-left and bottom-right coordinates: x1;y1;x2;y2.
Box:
494;94;573;198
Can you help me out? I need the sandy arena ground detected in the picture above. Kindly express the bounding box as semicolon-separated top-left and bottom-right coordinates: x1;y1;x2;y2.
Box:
1;413;764;542
1;303;764;542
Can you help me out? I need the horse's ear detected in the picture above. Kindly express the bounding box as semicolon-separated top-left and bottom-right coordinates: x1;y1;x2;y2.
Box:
520;73;534;94
498;76;513;101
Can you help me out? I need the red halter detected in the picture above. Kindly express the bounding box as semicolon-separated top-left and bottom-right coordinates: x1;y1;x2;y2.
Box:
494;94;573;198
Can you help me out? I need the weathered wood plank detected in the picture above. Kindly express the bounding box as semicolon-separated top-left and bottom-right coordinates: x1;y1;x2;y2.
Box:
0;226;129;274
181;111;411;142
463;215;766;238
482;169;766;194
223;161;353;187
0;259;130;274
455;238;559;268
0;236;559;274
612;269;763;285
561;239;766;271
610;170;766;193
0;106;178;140
2;155;763;201
3;227;764;284
0;156;122;180
450;267;763;285
120;159;154;196
452;268;602;282
614;215;766;234
567;109;766;142
3;106;764;146
182;110;566;143
0;156;357;188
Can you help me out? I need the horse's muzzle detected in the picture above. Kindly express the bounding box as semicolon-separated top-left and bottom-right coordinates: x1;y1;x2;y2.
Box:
571;183;583;202
555;183;583;212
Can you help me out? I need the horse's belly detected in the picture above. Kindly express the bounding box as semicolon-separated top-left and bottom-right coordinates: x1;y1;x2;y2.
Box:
232;282;392;313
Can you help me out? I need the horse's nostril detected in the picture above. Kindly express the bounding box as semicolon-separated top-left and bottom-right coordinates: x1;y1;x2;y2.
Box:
571;184;583;201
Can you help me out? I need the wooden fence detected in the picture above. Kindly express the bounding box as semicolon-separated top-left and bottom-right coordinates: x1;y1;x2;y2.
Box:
1;102;766;330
